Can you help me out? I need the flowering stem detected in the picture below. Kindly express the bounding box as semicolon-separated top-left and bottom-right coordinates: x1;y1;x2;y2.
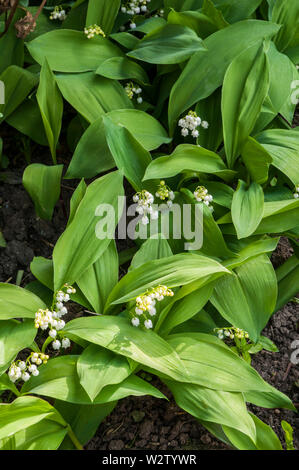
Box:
41;336;52;353
67;426;84;450
0;0;20;38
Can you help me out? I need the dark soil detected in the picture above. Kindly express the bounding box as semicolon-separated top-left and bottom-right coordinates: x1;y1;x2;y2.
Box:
0;124;298;450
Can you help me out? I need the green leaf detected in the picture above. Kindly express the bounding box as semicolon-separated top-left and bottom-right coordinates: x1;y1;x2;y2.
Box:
96;56;149;84
211;255;277;341
68;179;87;227
241;137;272;185
160;282;215;335
53;171;124;290
143;144;235;182
106;253;229;307
64;318;188;382
22;355;167;404
165;380;256;442
86;0;120;35
23;164;63;220
0;284;45;320
222;413;283;450
26;30;123;72
168;20;280;131
0;419;68;451
103;116;152;192
0;11;24;74
36;59;63;163
128;23;206;64
6;97;48;146
56;72;132;124
0;66;38;123
231;181;264;239
55;400;116;448
77;241;119;313
281;420;295;450
222;41;269;168
270;0;299;52
257;129;299;185
0;320;37;376
166;333;289;402
129;236;172;272
0;396;67;442
66;109;170;179
77;345;131;401
275;255;299;311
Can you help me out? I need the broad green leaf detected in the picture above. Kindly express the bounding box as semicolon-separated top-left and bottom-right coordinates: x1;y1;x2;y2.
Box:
231;181;264;239
66;109;170;179
77;345;131;401
0;320;37;376
143;144;235;182
0;283;45;320
6;97;48;146
77;241;119;313
0;419;68;451
275;255;299;311
224;237;279;270
0;66;37;122
219;199;299;235
254;42;298;129
64;318;188;382
222;413;283;450
129;236;172;272
68;179;87;227
96;56;149;84
257;129;299;185
106;253;229;306
128;23;206;64
0;11;24;74
168;20;279;131
53;171;124;290
103;116;152;192
160;282;215;335
56;72;132;124
222;41;269;168
241;137;272;184
211;255;277;341
86;0;120;35
22;355;167;404
166;333;291;405
23;164;63;220
26;30;123;72
0;396;67;441
165;380;256;442
167;10;221;38
55;400;116;448
270;0;299;51
36;59;63;163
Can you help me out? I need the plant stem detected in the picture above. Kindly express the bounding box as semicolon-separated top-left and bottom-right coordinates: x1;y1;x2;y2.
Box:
67;426;84;450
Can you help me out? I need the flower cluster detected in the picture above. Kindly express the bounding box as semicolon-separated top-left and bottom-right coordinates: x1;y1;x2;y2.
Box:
50;6;67;21
155;180;175;208
194;186;213;210
124;82;143;103
84;24;106;39
293;185;299;199
215;327;249;341
131;285;174;329
8;352;49;383
133;190;158;225
121;0;151;27
178;111;209;139
35;284;75;350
